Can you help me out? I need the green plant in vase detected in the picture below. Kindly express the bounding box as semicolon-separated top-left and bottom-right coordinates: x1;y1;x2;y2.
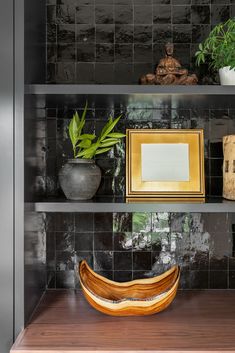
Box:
59;102;125;200
195;18;235;85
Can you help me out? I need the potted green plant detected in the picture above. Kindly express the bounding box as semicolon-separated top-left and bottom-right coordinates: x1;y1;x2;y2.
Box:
195;18;235;85
59;103;125;200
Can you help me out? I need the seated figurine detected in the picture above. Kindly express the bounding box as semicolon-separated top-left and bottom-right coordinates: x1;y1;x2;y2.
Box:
140;43;198;85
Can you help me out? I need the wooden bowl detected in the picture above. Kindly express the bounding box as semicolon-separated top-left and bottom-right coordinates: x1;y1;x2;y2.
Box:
78;260;180;316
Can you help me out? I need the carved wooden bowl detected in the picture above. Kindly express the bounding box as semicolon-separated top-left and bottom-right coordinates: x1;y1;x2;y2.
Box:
78;260;180;316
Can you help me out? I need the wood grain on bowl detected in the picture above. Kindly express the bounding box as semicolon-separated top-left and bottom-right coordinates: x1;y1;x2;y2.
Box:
78;260;180;316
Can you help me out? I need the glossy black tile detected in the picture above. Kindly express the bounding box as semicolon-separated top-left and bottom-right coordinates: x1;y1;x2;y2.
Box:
75;233;93;251
76;6;94;24
94;232;113;250
94;251;113;270
114;251;132;270
153;5;171;24
209;270;228;289
172;6;191;24
113;232;132;251
94;213;113;231
76;25;95;42
113;271;132;282
55;232;75;251
56;251;75;271
74;213;93;232
133;251;152;271
95;5;114;24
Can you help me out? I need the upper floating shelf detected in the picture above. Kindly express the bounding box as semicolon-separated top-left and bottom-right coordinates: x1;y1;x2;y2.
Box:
25;84;235;95
26;197;235;213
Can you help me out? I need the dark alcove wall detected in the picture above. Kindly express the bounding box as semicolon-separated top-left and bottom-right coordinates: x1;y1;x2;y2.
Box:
46;0;235;84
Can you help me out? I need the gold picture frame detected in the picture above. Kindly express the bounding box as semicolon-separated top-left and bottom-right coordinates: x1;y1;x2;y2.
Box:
126;129;205;200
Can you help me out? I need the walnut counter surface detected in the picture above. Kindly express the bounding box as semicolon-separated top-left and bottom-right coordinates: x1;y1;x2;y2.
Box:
11;290;235;353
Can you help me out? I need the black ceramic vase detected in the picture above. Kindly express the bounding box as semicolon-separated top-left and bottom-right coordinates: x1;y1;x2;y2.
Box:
59;159;101;200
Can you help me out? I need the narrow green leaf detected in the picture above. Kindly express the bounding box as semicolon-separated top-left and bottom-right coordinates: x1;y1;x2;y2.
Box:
74;111;80;125
101;140;120;148
81;101;88;124
95;147;112;155
100;115;122;141
78;139;92;148
100;117;114;138
107;132;126;138
76;144;97;157
77;133;96;141
69;114;79;147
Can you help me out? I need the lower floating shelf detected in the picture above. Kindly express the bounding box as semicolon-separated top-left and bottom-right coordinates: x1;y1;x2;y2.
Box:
26;197;235;213
12;290;235;352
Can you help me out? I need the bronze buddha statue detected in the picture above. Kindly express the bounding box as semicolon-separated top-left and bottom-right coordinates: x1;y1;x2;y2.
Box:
140;43;198;85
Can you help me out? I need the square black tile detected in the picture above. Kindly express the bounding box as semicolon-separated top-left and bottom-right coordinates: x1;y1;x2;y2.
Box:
76;5;94;24
75;213;94;232
94;213;113;231
114;251;132;270
114;5;133;24
95;5;114;24
133;251;152;270
75;232;93;251
94;232;113;250
172;6;191;24
134;6;153;24
113;271;132;282
153;5;171;24
209;270;228;289
94;251;113;270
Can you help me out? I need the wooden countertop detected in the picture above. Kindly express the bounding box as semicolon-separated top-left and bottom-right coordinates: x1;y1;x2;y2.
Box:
11;290;235;353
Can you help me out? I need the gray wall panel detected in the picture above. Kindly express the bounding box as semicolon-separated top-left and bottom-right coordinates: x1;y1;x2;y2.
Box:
14;0;25;339
0;0;14;352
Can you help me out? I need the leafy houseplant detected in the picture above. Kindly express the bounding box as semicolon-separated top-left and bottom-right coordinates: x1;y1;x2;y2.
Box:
59;103;125;200
195;18;235;85
68;102;125;159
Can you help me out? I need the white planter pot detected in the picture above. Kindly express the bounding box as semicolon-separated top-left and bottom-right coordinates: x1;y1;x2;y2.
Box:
219;66;235;85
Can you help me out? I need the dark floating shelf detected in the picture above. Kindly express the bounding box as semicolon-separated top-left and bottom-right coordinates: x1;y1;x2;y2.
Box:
26;197;235;213
25;84;235;95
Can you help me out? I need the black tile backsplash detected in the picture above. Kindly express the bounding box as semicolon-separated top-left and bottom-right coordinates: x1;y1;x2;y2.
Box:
46;212;235;289
46;0;234;83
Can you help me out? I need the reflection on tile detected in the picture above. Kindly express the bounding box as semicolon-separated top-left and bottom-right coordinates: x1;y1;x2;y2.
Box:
56;251;75;271
75;251;93;268
113;232;132;251
113;213;132;232
94;251;113;270
133;212;151;233
55;232;74;251
152;212;170;232
132;232;152;251
45;212;234;290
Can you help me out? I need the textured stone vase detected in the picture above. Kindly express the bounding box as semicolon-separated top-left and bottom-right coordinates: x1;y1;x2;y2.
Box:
59;159;101;200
